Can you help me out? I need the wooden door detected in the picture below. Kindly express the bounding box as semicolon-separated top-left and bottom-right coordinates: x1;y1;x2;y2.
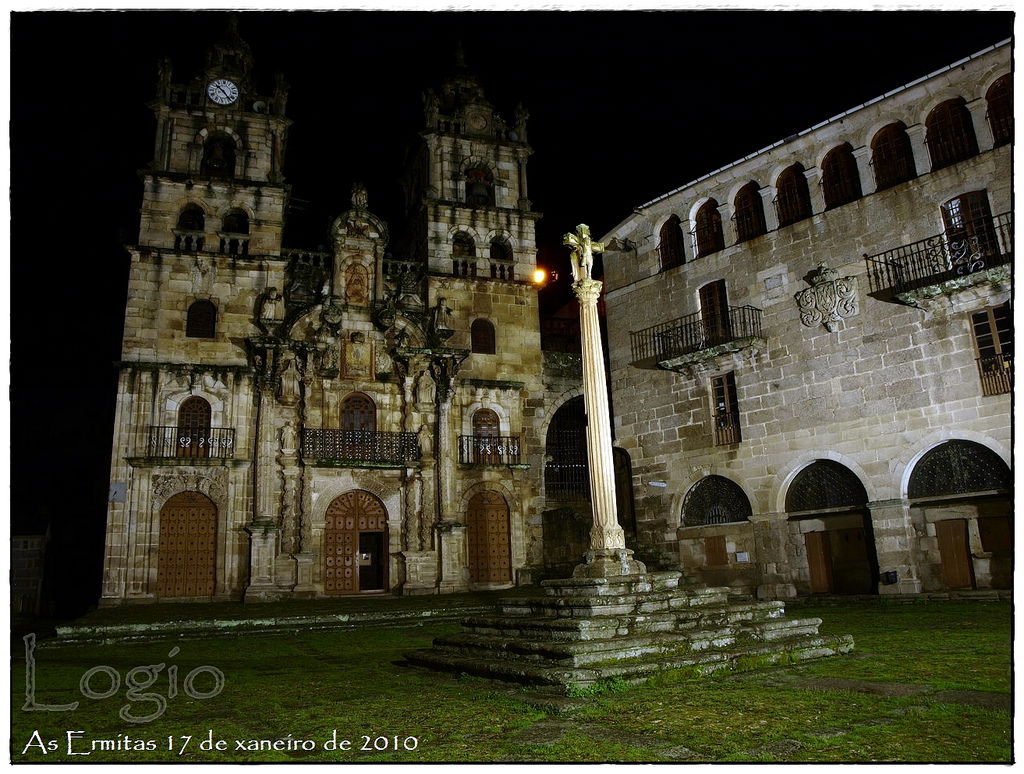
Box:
467;491;511;583
324;490;388;594
157;492;217;597
699;280;731;346
829;528;873;594
804;531;833;593
936;519;975;590
472;409;501;464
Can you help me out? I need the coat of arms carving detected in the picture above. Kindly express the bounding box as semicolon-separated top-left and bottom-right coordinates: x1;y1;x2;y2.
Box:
796;263;859;332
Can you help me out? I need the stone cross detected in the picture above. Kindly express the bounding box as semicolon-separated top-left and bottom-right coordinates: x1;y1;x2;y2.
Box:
564;224;646;578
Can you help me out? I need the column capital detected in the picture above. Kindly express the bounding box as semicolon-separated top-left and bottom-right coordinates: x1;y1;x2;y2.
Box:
572;277;603;306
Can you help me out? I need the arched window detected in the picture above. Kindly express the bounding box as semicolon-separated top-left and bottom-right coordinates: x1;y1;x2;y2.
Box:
545;396;588;499
177;205;205;232
175;205;206;252
452;233;476;258
986;74;1013;147
694;199;725;257
908;441;1010;499
941;190;998;267
465;166;494;207
222;210;249;234
176;396;211;459
785;460;867;513
732;182;766;243
659;215;685;270
489;237;514;280
471;318;496;354
821;143;862;209
185;300;217;338
341;393;376;433
871;123;916;190
471;408;501;464
774;164;812;227
682;475;752;527
201;134;236;177
926;98;978;170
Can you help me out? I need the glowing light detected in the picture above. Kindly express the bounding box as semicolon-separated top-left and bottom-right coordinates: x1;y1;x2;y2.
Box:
532;268;547;285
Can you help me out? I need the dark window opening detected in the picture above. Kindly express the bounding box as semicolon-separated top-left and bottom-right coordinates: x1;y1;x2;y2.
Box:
926;98;978;170
185;300;217;339
774;164;812;227
659;215;685;270
471;318;496;354
733;181;767;243
821;143;862;209
694;199;725;257
987;75;1013;147
871;123;916;190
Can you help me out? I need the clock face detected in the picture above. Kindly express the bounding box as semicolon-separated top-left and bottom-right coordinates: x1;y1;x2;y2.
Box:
207;79;239;106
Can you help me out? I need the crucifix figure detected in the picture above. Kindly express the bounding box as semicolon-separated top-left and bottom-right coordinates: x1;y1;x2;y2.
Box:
563;224;646;578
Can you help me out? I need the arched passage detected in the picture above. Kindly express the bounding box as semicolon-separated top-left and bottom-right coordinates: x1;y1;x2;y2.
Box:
786;460;878;595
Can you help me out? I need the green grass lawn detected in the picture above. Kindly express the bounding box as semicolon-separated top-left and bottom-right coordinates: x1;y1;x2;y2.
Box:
10;600;1011;763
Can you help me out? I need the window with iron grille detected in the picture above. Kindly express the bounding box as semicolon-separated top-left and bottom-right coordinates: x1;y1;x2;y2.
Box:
733;181;766;243
682;475;751;527
871;123;916;190
986;74;1013;147
925;98;979;170
785;460;867;513
774;164;812;227
471;318;496;354
971;302;1012;397
659;215;685;270
341;393;376;432
941;190;997;259
694;199;725;257
908;440;1011;499
821;143;863;209
711;372;741;445
185;300;217;338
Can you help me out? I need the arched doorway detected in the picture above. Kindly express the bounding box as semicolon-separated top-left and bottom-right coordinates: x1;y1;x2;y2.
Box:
545;396;588;500
466;491;511;584
786;461;878;595
157;491;217;597
908;440;1011;590
323;490;389;594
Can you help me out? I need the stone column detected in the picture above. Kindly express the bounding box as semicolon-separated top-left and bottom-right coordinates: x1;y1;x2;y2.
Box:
803;167;826;215
867;499;923;595
245;360;283;602
905;124;931;177
852;146;875;195
564;224;646;579
966;98;995;151
758;186;780;232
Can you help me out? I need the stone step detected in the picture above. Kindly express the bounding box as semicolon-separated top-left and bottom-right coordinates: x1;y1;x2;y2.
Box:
498;586;734;618
538;571;687;597
406;632;855;689
461;601;789;642
428;615;829;668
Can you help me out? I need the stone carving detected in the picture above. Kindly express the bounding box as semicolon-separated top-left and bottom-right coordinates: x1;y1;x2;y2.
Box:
351;182;368;211
564;223;603;283
277;357;300;405
343;331;373;378
796;263;859;332
428;296;455;346
344;263;370;306
256;287;282;328
153;468;227;509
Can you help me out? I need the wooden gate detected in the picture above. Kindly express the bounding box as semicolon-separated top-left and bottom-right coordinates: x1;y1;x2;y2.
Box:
467;491;511;583
157;491;217;597
936;518;975;589
324;490;388;594
804;531;833;593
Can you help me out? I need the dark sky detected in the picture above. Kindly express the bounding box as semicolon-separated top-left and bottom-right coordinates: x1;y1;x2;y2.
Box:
9;9;1012;614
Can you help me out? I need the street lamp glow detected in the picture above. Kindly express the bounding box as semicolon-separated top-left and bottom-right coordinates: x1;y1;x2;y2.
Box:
532;268;547;285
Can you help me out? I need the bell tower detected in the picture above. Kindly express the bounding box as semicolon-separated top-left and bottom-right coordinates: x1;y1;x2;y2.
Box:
406;48;540;281
140;16;291;257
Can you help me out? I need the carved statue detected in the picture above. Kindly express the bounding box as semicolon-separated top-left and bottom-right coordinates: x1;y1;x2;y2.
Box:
277;357;300;404
428;297;454;345
514;102;529;141
280;420;298;452
273;72;290;115
563;223;604;283
257;287;282;323
423;88;440;128
351;182;369;211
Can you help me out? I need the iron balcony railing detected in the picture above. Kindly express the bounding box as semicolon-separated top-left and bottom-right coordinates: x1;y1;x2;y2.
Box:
864;212;1012;296
301;429;421;465
458;435;522;465
148;426;236;459
714;413;742;446
630;306;763;365
977;353;1012;397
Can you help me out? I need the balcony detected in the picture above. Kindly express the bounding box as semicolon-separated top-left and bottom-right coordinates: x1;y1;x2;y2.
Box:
864;213;1012;304
630;305;765;371
977;353;1012;397
148;426;236;459
714;412;742;446
458;435;523;466
302;429;420;467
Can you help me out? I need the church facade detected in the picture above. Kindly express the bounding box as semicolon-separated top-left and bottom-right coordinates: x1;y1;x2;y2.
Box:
601;41;1012;598
101;23;580;604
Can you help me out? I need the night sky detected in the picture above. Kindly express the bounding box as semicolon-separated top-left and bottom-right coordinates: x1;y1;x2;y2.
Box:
10;8;1012;616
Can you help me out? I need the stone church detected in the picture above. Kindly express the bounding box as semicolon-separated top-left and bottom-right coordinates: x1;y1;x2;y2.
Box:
101;21;587;603
600;40;1012;598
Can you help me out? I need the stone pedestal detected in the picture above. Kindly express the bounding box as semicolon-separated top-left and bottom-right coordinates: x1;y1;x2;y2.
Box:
291;553;318;597
868;500;923;595
244;523;283;603
438;524;469;594
400;550;440;595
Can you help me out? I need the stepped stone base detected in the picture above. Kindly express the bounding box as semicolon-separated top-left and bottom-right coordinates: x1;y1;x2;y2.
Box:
406;570;854;690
